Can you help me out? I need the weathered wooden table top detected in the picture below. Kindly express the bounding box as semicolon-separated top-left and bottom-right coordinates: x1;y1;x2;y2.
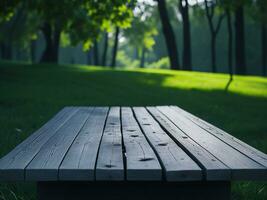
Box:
0;106;266;182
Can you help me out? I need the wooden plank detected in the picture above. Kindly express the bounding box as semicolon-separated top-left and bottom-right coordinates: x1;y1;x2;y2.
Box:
157;106;267;180
96;107;124;181
59;107;109;181
0;107;78;181
147;107;230;180
25;107;93;181
171;105;267;167
133;107;202;181
121;107;162;181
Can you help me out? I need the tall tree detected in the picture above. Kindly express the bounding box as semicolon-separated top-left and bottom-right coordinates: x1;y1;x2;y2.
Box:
234;2;246;75
111;27;120;68
225;7;233;91
179;0;192;70
26;0;133;63
102;32;109;66
204;0;225;73
93;40;99;66
87;48;93;65
250;0;267;76
262;22;267;76
156;0;180;70
140;47;146;68
40;21;61;63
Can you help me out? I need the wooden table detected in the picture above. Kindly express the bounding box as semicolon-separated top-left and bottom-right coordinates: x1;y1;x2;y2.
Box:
0;106;266;200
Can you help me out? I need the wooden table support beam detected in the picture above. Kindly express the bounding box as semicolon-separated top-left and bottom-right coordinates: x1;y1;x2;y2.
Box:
37;181;231;200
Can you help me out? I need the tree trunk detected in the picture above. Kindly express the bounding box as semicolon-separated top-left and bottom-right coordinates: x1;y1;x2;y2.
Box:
40;22;61;63
234;5;246;75
93;40;99;66
157;0;180;70
261;23;266;76
226;8;233;75
140;47;146;68
40;23;53;62
30;40;36;63
111;27;120;68
102;32;108;66
87;48;93;65
135;47;139;60
225;8;233;91
52;22;61;63
204;0;224;73
0;42;12;60
211;35;216;72
0;43;4;59
179;0;192;70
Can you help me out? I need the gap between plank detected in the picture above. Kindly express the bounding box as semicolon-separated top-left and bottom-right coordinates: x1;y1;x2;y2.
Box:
131;107;165;181
119;107;127;180
57;107;95;180
145;107;206;181
93;107;110;181
170;106;267;168
154;107;232;173
23;107;80;181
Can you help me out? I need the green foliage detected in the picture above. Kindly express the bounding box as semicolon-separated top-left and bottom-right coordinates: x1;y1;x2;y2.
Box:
0;2;40;55
0;0;133;53
0;0;20;22
116;50;140;68
123;0;158;52
147;57;170;69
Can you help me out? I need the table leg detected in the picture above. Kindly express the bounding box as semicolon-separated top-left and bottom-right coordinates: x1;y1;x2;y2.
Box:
37;181;231;200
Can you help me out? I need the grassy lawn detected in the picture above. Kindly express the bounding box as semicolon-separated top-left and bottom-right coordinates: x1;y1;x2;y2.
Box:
0;61;266;199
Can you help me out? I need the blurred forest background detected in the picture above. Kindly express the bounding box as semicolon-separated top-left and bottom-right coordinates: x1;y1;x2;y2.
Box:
0;0;266;76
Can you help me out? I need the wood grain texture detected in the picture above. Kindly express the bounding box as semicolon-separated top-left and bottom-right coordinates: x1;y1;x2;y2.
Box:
133;107;202;181
25;108;93;181
0;107;78;181
59;107;109;181
0;105;266;182
157;106;267;180
171;105;267;168
96;107;124;181
121;107;162;181
147;107;230;180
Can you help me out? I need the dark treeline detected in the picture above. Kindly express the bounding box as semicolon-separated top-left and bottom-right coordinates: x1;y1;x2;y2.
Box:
0;0;266;76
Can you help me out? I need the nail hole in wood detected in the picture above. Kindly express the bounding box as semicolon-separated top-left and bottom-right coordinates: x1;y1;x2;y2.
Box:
143;123;151;126
139;157;154;162
105;164;115;168
158;142;168;146
131;134;139;138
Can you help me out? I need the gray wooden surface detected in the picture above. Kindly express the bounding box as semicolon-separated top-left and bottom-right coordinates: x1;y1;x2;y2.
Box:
59;107;108;181
147;107;231;181
0;107;78;181
96;107;124;181
171;105;267;168
0;106;266;182
133;107;202;181
121;107;162;180
157;106;267;180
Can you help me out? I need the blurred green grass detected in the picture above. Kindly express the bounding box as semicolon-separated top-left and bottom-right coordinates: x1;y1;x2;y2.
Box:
0;61;266;199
